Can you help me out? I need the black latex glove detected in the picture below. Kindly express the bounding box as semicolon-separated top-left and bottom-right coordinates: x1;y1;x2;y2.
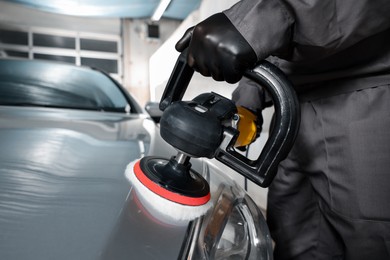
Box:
175;13;257;84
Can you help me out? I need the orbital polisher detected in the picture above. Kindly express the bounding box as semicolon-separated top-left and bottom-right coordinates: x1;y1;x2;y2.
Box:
126;50;300;221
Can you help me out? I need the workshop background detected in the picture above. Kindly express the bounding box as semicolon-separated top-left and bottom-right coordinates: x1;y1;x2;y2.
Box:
0;0;274;211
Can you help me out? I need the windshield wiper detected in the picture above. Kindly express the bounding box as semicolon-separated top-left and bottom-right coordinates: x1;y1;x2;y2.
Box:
97;107;128;113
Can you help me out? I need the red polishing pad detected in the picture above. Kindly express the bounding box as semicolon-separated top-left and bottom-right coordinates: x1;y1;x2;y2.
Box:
133;157;210;206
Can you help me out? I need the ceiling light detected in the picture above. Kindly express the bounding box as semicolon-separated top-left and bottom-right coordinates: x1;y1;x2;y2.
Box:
151;0;171;21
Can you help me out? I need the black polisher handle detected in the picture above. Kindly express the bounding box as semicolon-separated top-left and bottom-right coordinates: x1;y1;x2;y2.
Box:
159;49;193;111
159;51;300;188
214;62;300;187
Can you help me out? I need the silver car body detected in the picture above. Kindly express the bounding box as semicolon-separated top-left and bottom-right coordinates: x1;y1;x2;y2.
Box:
0;59;272;259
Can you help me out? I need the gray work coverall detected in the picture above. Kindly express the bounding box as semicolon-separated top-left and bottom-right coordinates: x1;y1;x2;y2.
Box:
227;0;390;259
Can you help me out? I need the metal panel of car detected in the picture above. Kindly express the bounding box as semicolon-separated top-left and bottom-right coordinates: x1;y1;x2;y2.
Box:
0;107;187;259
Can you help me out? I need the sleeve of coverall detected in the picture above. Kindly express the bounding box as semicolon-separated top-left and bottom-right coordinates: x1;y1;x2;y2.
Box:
224;0;390;62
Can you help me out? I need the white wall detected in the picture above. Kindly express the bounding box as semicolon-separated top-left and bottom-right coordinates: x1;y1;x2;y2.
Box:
122;18;181;106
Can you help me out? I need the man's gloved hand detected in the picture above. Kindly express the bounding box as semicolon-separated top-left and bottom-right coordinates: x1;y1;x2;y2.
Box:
232;77;273;149
175;13;257;84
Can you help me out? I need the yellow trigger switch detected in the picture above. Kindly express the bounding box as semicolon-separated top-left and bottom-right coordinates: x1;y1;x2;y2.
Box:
235;106;258;147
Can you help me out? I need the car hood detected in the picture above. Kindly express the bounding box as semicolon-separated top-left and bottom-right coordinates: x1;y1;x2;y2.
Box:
0;106;192;259
0;106;271;260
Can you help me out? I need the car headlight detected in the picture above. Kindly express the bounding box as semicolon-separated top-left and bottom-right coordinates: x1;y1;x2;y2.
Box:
180;184;273;260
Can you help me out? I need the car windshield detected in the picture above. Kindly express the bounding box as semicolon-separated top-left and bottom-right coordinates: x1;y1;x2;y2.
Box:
0;59;129;112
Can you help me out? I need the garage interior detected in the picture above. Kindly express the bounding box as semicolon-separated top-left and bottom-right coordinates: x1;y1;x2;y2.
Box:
0;0;272;212
2;1;390;259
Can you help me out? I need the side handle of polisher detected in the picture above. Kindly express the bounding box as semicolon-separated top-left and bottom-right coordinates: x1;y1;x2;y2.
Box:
159;49;193;111
214;61;300;187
